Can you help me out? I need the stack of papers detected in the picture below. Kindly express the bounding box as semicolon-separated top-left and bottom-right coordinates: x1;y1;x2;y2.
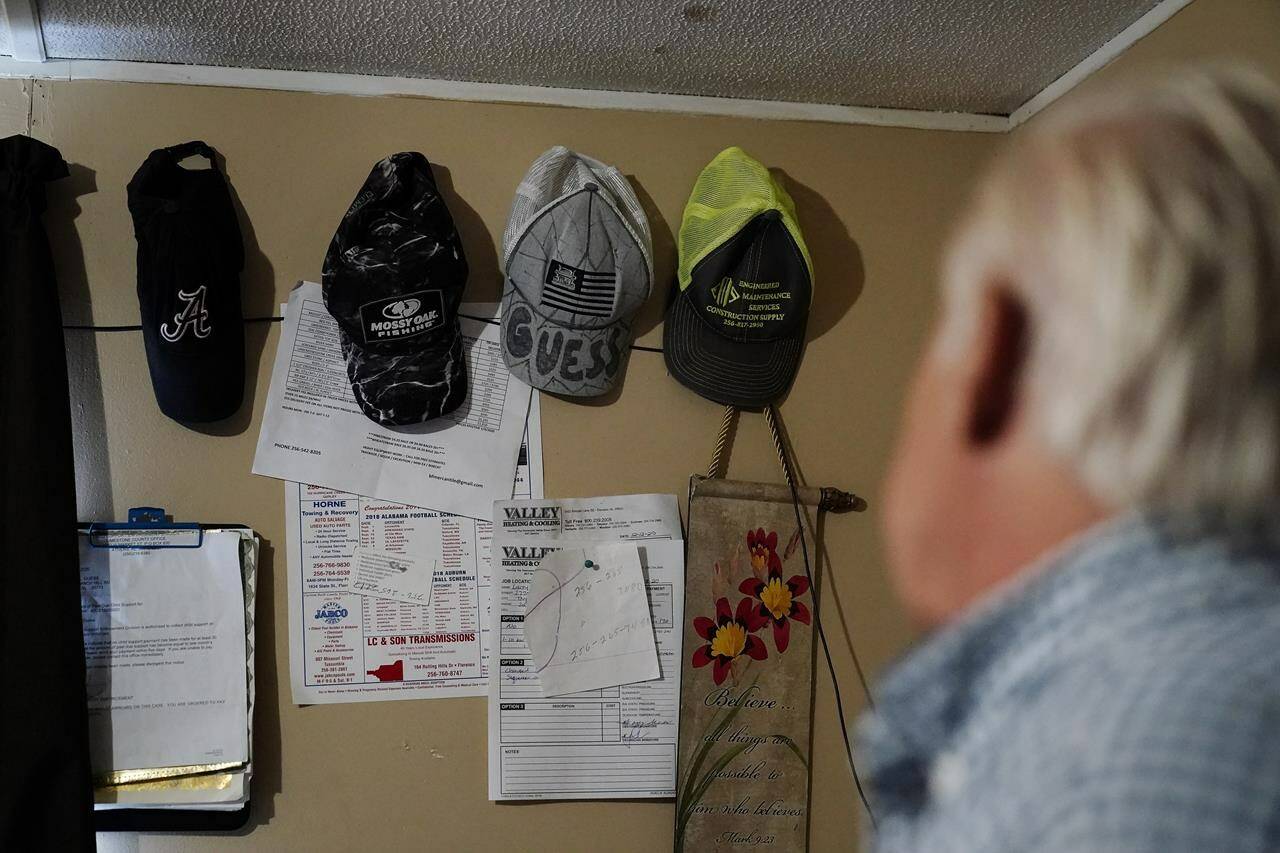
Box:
281;410;540;704
251;285;692;804
253;282;534;521
488;495;685;800
254;282;543;704
79;528;258;812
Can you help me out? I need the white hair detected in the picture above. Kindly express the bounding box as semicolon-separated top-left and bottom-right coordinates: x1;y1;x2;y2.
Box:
942;65;1280;514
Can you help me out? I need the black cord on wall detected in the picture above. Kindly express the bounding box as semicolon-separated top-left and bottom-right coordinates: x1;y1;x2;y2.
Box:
62;315;668;353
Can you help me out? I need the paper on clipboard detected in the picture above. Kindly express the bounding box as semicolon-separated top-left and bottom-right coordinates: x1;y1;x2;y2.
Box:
81;526;258;813
79;530;248;776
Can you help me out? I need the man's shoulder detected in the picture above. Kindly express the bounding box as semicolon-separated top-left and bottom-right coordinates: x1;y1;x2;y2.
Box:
1061;620;1280;766
1025;657;1280;851
1077;566;1280;713
985;584;1280;850
1033;578;1280;754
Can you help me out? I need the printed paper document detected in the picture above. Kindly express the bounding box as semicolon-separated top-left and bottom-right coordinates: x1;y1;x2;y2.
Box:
79;530;249;775
286;402;543;704
489;494;684;800
253;282;532;521
91;529;259;812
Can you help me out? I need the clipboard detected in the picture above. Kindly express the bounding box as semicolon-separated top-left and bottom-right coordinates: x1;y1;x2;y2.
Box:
78;507;257;833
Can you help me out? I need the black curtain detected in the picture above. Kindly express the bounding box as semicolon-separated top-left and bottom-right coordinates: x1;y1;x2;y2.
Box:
0;135;95;850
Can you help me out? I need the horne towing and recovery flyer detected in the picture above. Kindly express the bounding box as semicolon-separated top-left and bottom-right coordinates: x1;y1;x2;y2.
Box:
284;400;542;704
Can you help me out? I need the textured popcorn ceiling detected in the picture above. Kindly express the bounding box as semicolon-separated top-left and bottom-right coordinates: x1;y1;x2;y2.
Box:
31;0;1161;115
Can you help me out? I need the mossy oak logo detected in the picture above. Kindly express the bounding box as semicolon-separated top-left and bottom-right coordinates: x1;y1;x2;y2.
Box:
345;188;376;218
711;276;741;307
160;285;212;342
360;289;444;344
383;298;421;319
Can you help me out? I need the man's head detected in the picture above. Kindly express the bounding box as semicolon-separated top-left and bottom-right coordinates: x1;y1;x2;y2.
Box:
884;66;1280;629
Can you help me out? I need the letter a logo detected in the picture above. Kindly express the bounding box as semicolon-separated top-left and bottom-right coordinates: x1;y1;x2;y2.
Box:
160;285;213;342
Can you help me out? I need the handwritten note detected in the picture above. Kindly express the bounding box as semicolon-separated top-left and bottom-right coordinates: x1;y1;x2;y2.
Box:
345;513;443;606
523;544;660;697
349;550;438;606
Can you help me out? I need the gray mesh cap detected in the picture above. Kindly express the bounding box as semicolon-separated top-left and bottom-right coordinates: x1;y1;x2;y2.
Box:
500;147;653;397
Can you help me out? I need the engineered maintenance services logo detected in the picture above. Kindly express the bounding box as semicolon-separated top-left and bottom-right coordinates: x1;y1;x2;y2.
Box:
711;276;741;307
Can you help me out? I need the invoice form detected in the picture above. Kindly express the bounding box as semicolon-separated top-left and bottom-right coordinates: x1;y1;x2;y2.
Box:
488;494;685;800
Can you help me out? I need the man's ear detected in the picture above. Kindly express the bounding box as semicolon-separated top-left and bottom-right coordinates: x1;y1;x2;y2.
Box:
967;287;1030;446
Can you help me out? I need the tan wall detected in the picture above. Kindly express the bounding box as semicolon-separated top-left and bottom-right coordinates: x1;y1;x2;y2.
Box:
4;76;994;852
1103;0;1280;85
1028;0;1280;121
11;0;1270;850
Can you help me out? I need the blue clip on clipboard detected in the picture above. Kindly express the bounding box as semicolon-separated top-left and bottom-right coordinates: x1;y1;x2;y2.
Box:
85;506;204;549
79;507;253;833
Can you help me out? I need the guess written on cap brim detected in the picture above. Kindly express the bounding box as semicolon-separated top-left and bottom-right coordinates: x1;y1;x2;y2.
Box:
500;284;636;398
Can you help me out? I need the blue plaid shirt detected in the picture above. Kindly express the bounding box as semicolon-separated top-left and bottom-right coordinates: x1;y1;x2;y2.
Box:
856;513;1280;852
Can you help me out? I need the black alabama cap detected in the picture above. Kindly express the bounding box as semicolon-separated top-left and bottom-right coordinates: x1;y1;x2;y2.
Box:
322;153;469;426
128;140;245;424
663;148;814;408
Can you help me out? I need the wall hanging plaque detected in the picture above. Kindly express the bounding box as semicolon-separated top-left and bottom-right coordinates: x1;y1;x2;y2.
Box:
674;405;861;852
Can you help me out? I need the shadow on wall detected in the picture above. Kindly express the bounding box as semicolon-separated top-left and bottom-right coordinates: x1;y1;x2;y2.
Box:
625;174;676;344
770;409;879;718
49;161;115;521
187;151;275;438
435;164;501;304
774;169;865;341
770;170;865;410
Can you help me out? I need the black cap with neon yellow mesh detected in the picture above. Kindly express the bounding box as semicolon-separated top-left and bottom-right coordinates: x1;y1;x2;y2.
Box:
663;147;814;407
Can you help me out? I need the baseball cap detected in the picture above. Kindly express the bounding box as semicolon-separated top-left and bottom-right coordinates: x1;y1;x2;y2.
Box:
322;152;469;426
128;141;245;424
663;147;814;407
500;146;653;397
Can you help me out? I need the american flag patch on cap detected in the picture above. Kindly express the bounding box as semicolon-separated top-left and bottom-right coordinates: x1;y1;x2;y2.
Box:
541;259;616;317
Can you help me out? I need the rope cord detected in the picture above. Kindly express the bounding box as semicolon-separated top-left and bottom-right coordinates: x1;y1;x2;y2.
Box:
763;403;796;488
707;405;738;478
702;401;877;826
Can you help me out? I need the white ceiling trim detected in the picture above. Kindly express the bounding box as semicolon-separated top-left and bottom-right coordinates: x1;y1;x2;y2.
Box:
1009;0;1194;127
0;0;47;62
0;56;1012;131
0;0;1193;134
